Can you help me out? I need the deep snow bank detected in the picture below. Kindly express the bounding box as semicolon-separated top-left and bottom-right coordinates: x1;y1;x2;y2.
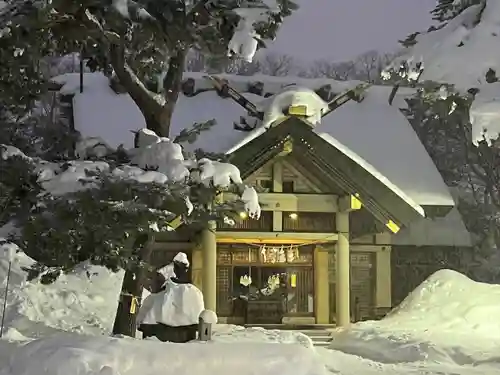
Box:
0;250;312;347
0;333;325;375
0;251;124;337
329;269;500;364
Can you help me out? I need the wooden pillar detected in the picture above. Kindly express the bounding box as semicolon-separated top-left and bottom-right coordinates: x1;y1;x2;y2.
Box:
314;246;330;324
335;211;351;328
201;221;217;311
191;245;203;290
272;162;283;231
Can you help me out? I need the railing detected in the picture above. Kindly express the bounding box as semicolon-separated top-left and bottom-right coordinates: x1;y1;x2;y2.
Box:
217;211;273;231
282;212;336;233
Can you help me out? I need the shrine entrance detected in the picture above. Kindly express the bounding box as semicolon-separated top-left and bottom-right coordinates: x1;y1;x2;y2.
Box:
215;243;315;324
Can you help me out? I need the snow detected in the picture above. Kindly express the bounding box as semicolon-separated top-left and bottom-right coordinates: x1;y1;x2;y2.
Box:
0;248;310;344
157;263;175;280
2;246;500;375
256;86;329;128
392;0;500;144
138;279;205;326
173;252;189;266
50;71;458;227
395;3;492;92
0;334;325;375
0;252;124;337
469;82;500;145
196;158;243;187
227;85;453;209
0;240;19;263
52;73;146;149
228;12;260;62
199;309;217;324
2;128;261;219
318;133;424;217
328;269;500;370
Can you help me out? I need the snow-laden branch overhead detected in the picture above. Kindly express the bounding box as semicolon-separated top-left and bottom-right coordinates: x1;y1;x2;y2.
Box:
383;0;500;146
0;128;261;220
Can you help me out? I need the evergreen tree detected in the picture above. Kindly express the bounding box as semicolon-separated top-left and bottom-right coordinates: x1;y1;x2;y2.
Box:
383;0;500;280
431;0;483;22
0;129;260;336
1;0;297;137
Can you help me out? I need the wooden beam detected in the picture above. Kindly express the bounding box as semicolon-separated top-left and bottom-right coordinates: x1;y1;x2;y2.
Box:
221;192;339;213
217;231;338;244
151;242;194;251
281;159;323;193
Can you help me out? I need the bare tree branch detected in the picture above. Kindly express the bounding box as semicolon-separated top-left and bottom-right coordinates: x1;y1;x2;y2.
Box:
260;53;295;76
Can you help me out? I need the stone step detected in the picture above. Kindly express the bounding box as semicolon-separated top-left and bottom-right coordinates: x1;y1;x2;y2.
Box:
298;329;332;347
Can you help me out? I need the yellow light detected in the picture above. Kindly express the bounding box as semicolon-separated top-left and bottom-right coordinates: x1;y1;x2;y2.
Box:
386;220;400;234
289;212;298;220
290;274;297;288
239;211;248;219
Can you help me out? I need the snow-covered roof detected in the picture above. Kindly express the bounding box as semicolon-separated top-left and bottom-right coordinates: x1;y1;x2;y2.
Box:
394;0;500;144
51;72;454;211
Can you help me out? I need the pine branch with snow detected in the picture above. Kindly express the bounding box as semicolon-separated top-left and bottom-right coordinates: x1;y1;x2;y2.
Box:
0;129;261;283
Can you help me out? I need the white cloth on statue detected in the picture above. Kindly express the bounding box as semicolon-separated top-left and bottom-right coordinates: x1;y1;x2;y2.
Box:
137;291;159;325
138;279;205;327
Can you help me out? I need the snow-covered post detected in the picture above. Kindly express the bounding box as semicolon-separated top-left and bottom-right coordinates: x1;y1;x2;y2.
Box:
198;309;217;341
0;242;17;338
0;260;11;338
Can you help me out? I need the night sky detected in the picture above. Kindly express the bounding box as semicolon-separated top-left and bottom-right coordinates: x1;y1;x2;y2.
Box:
267;0;437;62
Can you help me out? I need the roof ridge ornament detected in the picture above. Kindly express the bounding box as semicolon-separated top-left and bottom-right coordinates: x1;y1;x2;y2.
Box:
204;74;372;130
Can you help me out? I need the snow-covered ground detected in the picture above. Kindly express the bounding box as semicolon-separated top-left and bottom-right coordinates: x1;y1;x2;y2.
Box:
1;247;500;375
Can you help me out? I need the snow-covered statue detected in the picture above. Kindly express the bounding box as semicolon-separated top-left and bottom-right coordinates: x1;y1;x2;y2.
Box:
137;252;205;343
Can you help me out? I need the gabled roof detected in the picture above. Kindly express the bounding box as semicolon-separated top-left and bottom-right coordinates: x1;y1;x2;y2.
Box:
51;72;454;213
228;116;424;230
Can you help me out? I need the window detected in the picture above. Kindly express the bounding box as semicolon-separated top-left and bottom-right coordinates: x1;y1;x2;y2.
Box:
282;180;294;193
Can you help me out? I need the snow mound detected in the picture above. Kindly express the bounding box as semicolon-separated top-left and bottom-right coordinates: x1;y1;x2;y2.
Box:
329;269;500;365
0;248;314;348
383;269;500;334
0;333;325;375
1;255;124;337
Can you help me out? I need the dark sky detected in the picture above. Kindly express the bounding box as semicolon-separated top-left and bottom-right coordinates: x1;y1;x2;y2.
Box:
268;0;437;62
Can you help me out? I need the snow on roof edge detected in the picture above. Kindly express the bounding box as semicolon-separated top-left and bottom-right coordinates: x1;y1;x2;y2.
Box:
318;133;425;217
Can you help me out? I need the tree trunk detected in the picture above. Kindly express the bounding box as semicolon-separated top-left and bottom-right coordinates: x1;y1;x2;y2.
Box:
109;44;186;137
112;234;155;337
156;48;187;137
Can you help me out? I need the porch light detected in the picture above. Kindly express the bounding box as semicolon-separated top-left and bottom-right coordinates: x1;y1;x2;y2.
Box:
289;212;298;220
239;211;248;219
